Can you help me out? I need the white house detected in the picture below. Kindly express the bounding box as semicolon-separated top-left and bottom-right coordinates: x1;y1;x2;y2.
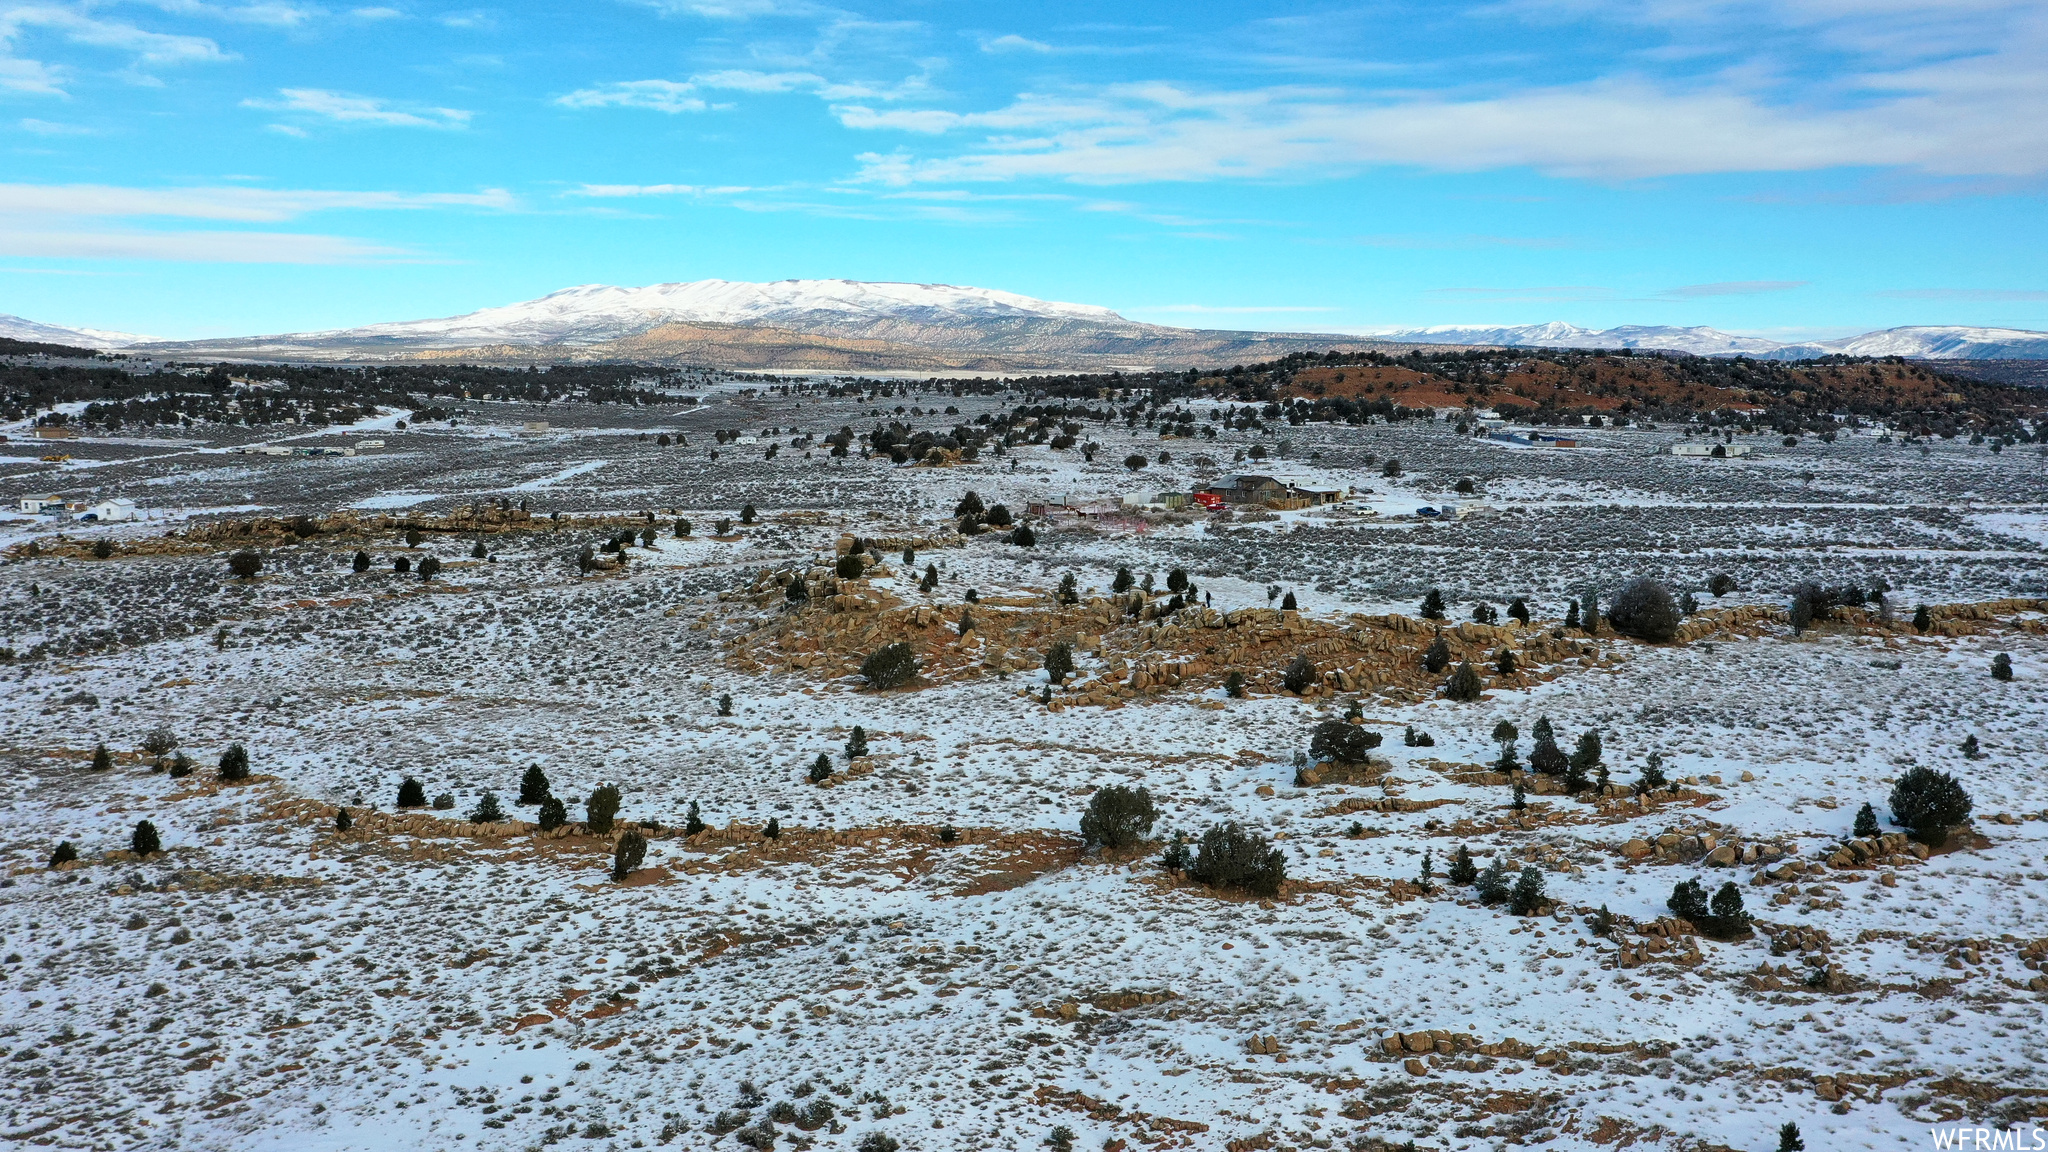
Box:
18;495;64;514
1671;443;1752;458
84;498;137;522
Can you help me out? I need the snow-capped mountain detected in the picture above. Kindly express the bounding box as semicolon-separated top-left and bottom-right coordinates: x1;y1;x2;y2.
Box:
0;312;152;350
169;279;1136;352
17;280;2048;367
1363;321;2048;360
1365;322;1789;356
1765;326;2048;361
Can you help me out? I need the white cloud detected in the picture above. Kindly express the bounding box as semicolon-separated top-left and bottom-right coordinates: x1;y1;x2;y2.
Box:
349;6;403;18
556;79;706;114
0;179;513;265
250;88;472;128
557;68;933;115
566;183;755;197
18;117;94;134
632;0;814;18
0;227;411;263
0;182;514;221
0;5;230;95
1659;280;1807;298
980;34;1051;53
141;1;323;27
846;70;2048;184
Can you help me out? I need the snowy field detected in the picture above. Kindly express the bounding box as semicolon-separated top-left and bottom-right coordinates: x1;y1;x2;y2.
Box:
1;390;2045;1152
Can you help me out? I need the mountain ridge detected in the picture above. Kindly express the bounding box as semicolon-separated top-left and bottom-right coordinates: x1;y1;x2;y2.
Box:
10;279;2047;366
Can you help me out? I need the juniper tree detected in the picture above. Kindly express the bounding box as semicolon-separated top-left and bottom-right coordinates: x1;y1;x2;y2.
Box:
1564;599;1581;630
786;573;809;604
1507;597;1530;624
675;518;691;537
1009;524;1037;547
1912;604;1931;633
352;550;371;573
405;528;423;548
739;503;757;524
1281;590;1298;611
1668;878;1709;922
472;539;488;559
1309;719;1382;764
1044;641;1075;685
1446;661;1482;701
1056;573;1079;605
1475;856;1511;903
836;553;865;580
1570;730;1603;777
1706;881;1750;937
612;830;647;881
132;819;160;856
1510;780;1527;811
1422;635;1450;674
718;693;733;716
1417;848;1435;892
1508;866;1547;914
468;791;506;824
1708;572;1736;597
1961;734;1981;758
1281;654;1316;695
685;800;706;836
418;556;442;582
335;807;352;832
809;753;833;783
957;607;976;637
1529;728;1567;776
1420;589;1445;620
218;743;250;783
1188;822;1286;896
1112;566;1134;594
764;817;780;839
1580;590;1599;634
860;643;919;689
1889;766;1971;846
398;775;427;807
1607;577;1679;641
49;841;77;868
517;764;551;805
538;795;568;831
91;743;113;772
845;725;869;759
1080;785;1158;849
585;784;622;834
1447;844;1478;884
1778;1121;1804;1152
1992;653;2014;681
228;550;262;579
1224;670;1246;698
1496;648;1518;676
1639;751;1667;791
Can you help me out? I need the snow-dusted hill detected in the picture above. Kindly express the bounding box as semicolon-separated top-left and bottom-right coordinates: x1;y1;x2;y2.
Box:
1768;325;2048;361
0;312;152;349
17;279;2048;364
1362;322;1787;357
1365;321;2048;360
314;279;1132;347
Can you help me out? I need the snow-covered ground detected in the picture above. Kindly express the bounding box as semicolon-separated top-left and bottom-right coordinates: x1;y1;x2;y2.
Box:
1;394;2044;1152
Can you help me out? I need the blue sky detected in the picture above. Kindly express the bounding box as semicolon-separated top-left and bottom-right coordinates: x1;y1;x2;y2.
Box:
2;0;2045;340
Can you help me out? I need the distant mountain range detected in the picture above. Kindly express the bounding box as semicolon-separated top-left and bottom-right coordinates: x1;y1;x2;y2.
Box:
0;312;152;349
1363;321;2048;360
8;280;2048;370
